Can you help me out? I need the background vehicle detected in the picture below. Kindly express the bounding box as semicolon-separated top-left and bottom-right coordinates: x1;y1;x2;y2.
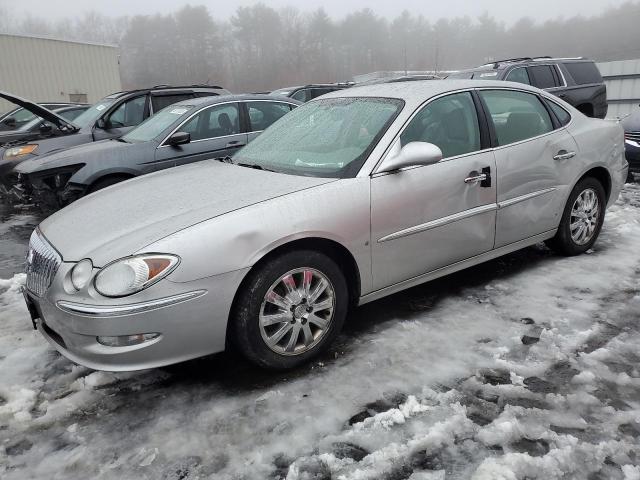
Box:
0;85;231;191
0;102;85;131
622;108;640;182
0;104;88;146
271;83;353;102
447;57;607;118
15;95;300;208
23;80;626;372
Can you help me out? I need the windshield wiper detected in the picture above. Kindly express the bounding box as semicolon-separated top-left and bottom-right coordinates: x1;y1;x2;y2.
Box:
235;162;275;173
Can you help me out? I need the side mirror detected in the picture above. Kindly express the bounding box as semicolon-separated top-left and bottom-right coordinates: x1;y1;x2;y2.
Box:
39;123;53;134
3;117;16;127
377;141;443;173
96;118;107;129
166;131;191;146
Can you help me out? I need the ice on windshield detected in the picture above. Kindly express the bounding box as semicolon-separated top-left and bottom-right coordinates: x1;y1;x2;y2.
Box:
122;105;195;143
235;97;403;177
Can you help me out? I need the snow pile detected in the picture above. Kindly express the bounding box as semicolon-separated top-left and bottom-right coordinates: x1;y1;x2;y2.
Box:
1;184;640;479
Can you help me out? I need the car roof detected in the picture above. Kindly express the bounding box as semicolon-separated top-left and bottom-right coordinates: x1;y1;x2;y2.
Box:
169;94;303;108
321;79;546;109
104;85;229;99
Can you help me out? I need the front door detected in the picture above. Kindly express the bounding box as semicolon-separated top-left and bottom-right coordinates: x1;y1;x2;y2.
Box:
154;102;247;170
93;95;148;141
371;91;497;290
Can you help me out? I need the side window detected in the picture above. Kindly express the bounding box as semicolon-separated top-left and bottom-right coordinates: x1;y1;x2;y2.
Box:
400;91;481;159
563;62;603;85
108;96;146;127
505;68;530;85
479;90;553;146
528;65;558;89
58;108;86;121
180;103;239;141
546;100;571;126
291;89;309;102
247;102;294;132
151;94;192;113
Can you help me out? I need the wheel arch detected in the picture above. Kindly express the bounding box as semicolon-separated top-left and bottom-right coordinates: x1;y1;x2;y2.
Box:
577;166;612;203
226;236;362;347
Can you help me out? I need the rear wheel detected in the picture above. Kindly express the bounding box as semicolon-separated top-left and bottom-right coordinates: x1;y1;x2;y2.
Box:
231;250;348;369
546;177;606;256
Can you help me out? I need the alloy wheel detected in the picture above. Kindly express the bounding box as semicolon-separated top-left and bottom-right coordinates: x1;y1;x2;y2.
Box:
570;188;600;245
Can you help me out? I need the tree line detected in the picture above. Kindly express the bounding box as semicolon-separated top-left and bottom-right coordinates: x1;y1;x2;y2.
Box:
1;2;640;93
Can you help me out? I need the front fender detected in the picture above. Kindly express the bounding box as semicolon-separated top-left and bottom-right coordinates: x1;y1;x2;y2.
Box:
140;177;373;294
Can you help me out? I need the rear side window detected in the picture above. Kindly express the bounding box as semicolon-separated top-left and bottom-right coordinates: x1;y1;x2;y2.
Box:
291;89;310;102
181;103;240;141
546;100;571;126
247;101;294;132
400;91;481;159
505;68;530;85
151;94;192;113
528;65;559;89
479;90;553;146
563;62;603;85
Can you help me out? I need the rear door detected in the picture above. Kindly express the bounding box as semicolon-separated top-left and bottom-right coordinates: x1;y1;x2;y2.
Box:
370;90;497;290
477;88;579;247
154;102;247;169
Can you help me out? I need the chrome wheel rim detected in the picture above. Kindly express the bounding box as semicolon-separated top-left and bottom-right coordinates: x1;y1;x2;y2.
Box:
259;268;335;356
570;188;600;246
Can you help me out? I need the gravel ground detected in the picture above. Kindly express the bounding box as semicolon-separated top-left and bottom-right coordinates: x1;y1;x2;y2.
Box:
1;184;639;480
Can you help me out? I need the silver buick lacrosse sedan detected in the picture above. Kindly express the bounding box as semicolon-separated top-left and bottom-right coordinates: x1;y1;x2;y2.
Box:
22;80;629;371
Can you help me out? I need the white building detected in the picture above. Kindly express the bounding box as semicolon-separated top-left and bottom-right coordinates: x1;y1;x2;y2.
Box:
597;59;640;118
0;33;121;112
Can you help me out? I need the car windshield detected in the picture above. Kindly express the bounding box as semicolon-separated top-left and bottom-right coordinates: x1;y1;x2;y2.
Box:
121;104;195;143
233;97;403;178
72;99;116;127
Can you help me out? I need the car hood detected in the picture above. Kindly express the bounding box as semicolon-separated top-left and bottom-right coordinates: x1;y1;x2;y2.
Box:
0;91;78;133
39;160;336;265
16;139;137;173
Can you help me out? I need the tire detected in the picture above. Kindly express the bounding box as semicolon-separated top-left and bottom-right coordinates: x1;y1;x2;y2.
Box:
231;250;349;370
545;177;606;256
87;175;132;194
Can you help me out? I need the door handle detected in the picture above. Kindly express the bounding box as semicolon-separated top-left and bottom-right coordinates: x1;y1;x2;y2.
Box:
226;140;244;147
553;150;576;161
464;166;491;187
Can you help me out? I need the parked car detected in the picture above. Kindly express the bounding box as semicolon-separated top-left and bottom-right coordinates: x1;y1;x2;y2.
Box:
0;102;85;132
447;57;607;118
271;83;353;102
14;95;300;208
22;80;627;372
0;103;89;146
622;108;640;182
0;85;230;194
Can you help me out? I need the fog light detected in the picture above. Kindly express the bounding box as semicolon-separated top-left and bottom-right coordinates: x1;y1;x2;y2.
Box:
97;333;160;347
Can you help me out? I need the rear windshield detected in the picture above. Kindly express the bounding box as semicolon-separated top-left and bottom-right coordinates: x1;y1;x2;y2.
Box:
563;62;603;85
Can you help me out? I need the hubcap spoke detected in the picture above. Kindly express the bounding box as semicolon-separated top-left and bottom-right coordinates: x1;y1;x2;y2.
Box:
285;324;301;352
267;323;293;347
266;291;291;310
261;311;291;327
312;297;333;312
308;313;329;329
309;278;328;304
301;323;314;346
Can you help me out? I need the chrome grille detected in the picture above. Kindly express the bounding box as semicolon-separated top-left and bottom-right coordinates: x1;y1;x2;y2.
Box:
626;131;640;142
25;229;62;297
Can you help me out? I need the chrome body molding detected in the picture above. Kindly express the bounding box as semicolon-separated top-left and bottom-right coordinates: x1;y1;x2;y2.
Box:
378;203;498;243
361;230;557;305
56;290;207;317
497;187;558;209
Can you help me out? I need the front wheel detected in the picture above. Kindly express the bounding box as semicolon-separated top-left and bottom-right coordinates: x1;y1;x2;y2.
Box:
231;250;349;369
546;177;606;256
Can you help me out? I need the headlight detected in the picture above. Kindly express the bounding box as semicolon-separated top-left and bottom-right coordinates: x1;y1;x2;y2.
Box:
71;259;93;290
4;144;38;160
94;254;179;297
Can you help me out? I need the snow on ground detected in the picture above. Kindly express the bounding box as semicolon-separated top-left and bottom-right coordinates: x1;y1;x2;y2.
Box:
1;184;640;479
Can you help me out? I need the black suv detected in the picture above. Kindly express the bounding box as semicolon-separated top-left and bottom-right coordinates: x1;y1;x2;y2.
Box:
271;83;353;103
0;85;230;194
448;57;607;118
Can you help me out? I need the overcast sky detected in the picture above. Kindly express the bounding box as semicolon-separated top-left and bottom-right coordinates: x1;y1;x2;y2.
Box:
1;0;625;23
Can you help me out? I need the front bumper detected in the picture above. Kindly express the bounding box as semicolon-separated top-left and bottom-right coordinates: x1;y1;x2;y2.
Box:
26;265;250;371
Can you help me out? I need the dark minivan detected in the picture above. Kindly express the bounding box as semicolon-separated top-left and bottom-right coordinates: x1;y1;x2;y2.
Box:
448;57;607;118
